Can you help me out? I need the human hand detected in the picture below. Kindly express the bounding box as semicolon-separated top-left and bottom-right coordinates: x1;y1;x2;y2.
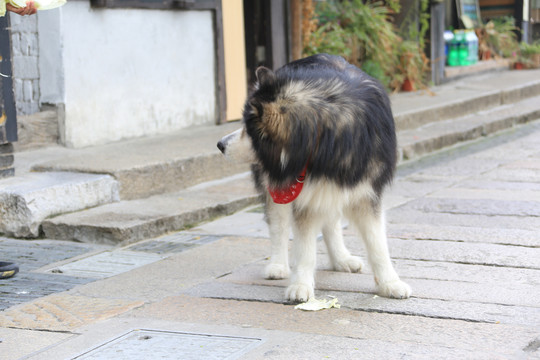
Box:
6;1;38;15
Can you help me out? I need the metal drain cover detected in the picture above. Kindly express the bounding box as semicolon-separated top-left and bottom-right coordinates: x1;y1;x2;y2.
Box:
74;329;262;360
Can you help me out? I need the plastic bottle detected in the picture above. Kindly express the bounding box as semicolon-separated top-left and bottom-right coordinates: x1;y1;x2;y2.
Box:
444;30;455;66
466;30;479;64
455;31;469;66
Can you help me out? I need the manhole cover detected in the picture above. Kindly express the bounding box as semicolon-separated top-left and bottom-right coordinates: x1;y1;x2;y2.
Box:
73;329;262;360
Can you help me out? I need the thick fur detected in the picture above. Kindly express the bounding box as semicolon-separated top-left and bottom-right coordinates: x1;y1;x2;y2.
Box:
218;54;411;302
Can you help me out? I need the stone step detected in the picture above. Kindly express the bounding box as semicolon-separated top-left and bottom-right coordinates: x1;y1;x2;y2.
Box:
398;94;540;160
41;173;260;244
393;68;540;131
30;121;249;201
0;172;119;238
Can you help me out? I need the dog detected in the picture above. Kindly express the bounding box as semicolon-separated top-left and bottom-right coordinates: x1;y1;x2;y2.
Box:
217;54;411;302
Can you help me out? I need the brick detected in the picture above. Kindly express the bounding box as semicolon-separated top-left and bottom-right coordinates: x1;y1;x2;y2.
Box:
0;154;14;168
8;12;37;33
10;32;22;56
23;80;33;102
0;167;15;178
0;143;14;154
12;55;39;79
19;32;38;56
13;78;23;102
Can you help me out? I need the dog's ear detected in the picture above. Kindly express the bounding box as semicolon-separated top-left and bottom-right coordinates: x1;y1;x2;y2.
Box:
255;67;276;87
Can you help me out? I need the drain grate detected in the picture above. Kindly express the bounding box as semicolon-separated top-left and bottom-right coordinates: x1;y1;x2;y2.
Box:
73;329;262;360
47;251;163;279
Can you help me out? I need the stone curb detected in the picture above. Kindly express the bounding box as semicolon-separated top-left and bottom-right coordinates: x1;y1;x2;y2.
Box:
0;172;119;238
398;95;540;160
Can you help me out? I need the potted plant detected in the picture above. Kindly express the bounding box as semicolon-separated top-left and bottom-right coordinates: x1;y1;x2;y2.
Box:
397;40;429;91
480;17;519;60
518;41;540;69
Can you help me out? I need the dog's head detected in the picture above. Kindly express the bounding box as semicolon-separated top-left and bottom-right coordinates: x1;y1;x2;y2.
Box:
217;66;314;188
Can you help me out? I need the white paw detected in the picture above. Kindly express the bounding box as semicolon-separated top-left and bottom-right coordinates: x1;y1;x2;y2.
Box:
285;283;314;303
264;263;290;280
378;279;412;299
333;255;363;273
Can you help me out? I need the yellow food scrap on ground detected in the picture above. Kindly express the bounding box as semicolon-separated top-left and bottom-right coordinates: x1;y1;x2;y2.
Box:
294;297;341;311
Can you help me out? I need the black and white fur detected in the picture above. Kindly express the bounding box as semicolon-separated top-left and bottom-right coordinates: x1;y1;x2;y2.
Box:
218;54;411;302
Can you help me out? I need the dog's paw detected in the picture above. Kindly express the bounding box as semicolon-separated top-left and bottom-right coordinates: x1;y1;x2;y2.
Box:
264;263;290;280
378;279;412;299
333;255;363;273
285;283;314;303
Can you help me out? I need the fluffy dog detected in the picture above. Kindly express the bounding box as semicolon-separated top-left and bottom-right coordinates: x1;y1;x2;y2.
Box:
217;54;411;302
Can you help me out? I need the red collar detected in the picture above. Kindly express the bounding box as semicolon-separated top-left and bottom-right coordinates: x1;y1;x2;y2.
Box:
267;165;307;204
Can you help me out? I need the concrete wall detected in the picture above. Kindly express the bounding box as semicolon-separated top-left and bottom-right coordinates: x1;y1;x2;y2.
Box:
37;3;217;148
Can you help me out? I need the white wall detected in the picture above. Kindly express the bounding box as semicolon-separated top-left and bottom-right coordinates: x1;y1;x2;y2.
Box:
40;2;216;148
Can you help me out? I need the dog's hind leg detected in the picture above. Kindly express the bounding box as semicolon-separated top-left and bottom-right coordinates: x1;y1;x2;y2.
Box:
285;210;320;303
264;200;292;280
322;216;363;273
347;201;412;299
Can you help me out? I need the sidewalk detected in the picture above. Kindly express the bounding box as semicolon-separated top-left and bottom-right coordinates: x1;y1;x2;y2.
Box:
1;119;539;359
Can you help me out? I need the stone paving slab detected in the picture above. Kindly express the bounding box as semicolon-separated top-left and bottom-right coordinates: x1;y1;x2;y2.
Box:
0;294;144;332
427;187;540;201
396;197;540;217
0;238;106;272
184;280;540;326
22;314;532;360
387;223;539;247
70;236;268;302
387;209;540;231
134;295;538;357
0;272;95;311
220;261;540;308
382;237;540;269
0;327;73;360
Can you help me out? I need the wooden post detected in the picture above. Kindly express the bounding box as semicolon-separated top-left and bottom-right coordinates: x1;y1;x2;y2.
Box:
290;0;302;60
431;0;445;85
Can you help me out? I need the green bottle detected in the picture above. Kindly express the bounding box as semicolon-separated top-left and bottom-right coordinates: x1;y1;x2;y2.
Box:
456;31;469;66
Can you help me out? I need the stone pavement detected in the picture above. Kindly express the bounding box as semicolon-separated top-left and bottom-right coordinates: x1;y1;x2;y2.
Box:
0;119;539;359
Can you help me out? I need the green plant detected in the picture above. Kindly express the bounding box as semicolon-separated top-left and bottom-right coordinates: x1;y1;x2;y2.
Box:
519;41;540;56
303;0;429;91
481;17;520;58
397;40;429;90
517;41;540;68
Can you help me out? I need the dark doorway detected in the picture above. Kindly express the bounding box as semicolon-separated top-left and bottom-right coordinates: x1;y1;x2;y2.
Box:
243;0;289;85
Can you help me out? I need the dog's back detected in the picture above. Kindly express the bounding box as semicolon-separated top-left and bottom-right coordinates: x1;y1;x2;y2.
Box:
245;54;397;197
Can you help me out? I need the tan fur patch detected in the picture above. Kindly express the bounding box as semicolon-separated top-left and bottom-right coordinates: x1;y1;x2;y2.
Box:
260;102;290;143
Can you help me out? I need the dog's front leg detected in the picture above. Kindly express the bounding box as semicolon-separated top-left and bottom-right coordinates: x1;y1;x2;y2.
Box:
264;199;292;280
285;210;319;303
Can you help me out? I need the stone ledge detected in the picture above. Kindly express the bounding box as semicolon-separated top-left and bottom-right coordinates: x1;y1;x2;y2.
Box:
0;172;120;238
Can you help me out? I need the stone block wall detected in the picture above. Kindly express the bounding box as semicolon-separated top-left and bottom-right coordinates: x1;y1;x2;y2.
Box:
9;13;40;115
0;143;15;178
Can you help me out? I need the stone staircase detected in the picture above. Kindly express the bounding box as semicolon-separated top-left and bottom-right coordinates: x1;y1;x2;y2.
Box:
2;68;540;244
